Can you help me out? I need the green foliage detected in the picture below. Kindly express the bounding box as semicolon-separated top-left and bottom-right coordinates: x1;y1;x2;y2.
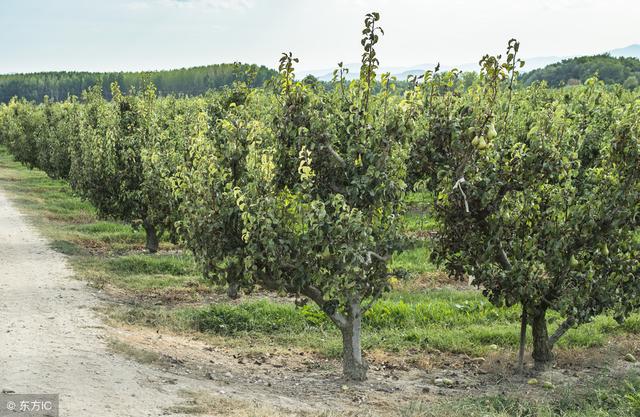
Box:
172;12;416;380
172;81;266;289
0;63;277;103
69;83;170;251
521;54;640;88
0;12;638;381
412;40;640;366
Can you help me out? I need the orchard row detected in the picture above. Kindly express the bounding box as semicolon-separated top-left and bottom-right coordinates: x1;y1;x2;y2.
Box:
0;13;638;381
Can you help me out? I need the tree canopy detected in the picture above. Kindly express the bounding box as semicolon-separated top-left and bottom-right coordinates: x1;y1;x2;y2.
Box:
521;54;640;88
0;63;276;103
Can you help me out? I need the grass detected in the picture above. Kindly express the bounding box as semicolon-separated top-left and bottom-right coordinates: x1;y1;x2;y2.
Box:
106;292;640;359
391;244;440;275
0;147;216;300
1;146;639;361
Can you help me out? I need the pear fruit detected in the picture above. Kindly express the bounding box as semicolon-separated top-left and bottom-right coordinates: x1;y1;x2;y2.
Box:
472;135;480;147
601;243;609;257
477;136;488;150
569;255;579;268
487;123;497;140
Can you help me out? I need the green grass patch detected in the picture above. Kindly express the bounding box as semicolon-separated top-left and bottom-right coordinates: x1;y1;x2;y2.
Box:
106;290;640;358
75;255;206;293
105;254;198;277
392;243;439;275
0;147;204;299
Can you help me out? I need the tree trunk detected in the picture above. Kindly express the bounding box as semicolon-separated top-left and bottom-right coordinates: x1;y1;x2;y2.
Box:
531;308;553;370
300;286;368;381
227;280;240;299
340;302;368;381
517;304;527;373
143;220;159;253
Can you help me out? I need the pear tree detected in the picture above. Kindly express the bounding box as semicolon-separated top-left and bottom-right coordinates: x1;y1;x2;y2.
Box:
70;83;163;252
175;12;416;381
415;44;640;369
238;13;415;380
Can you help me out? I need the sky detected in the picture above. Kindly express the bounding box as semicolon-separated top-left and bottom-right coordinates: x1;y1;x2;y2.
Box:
1;0;639;74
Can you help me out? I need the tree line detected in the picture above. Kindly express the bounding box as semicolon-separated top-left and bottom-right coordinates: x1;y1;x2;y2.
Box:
0;13;638;381
0;63;276;104
521;54;640;89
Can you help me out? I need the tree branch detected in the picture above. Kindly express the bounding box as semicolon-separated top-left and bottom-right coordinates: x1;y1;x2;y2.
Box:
365;251;391;265
301;284;347;328
497;244;513;271
477;182;522;220
548;317;575;347
324;143;346;168
362;288;383;313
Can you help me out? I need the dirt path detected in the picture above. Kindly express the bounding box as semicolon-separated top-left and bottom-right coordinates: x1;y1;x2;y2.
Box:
0;189;201;417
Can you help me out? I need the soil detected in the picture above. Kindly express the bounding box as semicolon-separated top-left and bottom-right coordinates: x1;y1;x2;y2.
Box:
0;189;197;416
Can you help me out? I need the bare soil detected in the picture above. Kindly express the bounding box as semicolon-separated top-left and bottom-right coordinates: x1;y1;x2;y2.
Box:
0;189;201;416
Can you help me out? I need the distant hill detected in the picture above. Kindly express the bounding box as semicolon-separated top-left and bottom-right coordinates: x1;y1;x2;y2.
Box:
0;63;277;103
298;44;640;82
299;56;568;82
4;43;639;101
610;44;640;59
519;54;640;88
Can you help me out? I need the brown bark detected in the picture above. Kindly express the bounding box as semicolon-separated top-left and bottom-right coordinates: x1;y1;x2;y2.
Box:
531;308;553;370
227;280;240;299
143;220;159;253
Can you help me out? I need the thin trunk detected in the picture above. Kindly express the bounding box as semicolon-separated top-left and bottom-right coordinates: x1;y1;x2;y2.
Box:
340;301;367;381
517;304;527;373
531;308;553;370
301;285;368;381
143;220;159;253
227;280;240;299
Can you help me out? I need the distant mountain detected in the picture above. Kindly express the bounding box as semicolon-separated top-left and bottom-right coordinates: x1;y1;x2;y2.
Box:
298;56;565;81
609;44;640;59
298;44;640;82
298;63;438;82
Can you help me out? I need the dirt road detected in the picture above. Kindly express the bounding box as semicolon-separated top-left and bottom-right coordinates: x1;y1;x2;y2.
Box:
0;189;196;417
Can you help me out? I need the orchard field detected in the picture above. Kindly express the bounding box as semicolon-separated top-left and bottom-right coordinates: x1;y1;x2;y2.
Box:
0;13;639;416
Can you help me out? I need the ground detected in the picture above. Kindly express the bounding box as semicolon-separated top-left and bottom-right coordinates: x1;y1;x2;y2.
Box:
1;147;640;416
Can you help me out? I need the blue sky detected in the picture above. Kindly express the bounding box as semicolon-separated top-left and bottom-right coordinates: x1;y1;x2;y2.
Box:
1;0;638;74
